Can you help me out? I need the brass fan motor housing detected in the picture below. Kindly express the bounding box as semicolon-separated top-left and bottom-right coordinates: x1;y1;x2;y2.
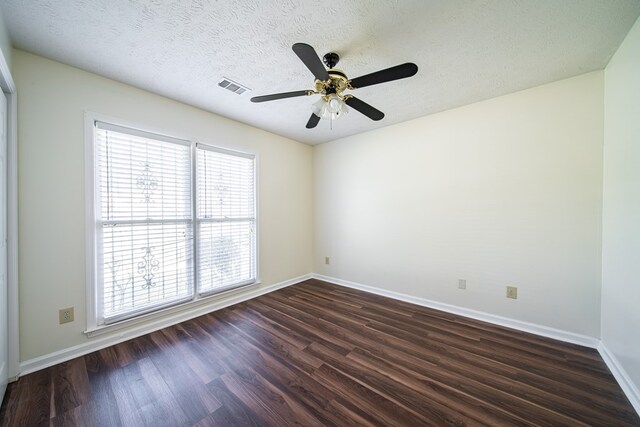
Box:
314;69;352;100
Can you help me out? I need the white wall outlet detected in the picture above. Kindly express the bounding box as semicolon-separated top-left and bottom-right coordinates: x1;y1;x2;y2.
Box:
325;256;330;265
458;279;467;290
59;307;74;324
506;286;518;299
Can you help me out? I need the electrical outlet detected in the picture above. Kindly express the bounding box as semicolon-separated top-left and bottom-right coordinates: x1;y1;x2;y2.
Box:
59;307;74;324
325;256;330;265
458;279;466;290
506;286;518;299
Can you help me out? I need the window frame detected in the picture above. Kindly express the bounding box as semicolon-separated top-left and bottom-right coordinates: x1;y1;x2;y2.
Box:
84;112;259;335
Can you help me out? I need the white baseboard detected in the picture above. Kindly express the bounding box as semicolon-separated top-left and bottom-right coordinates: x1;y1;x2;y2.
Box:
311;274;600;349
598;342;640;415
18;274;311;377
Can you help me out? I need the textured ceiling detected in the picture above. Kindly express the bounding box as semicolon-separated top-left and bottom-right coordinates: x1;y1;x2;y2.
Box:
2;1;640;145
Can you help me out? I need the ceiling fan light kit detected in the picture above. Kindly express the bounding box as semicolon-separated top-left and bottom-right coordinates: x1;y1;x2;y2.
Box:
251;43;418;129
313;94;349;121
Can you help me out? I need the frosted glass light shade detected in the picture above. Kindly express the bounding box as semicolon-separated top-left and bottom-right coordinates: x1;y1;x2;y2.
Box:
312;94;349;121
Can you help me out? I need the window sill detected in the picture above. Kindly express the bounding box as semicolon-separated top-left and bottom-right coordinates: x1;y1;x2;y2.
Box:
84;281;260;338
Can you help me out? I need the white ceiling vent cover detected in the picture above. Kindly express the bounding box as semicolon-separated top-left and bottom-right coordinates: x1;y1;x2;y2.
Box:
218;77;250;95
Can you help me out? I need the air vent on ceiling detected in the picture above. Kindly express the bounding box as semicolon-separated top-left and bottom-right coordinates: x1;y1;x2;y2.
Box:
218;77;250;95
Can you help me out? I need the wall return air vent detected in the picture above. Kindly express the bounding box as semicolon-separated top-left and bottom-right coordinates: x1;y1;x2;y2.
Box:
218;77;250;95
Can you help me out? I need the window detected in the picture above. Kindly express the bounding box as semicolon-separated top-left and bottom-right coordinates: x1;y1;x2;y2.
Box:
87;117;256;328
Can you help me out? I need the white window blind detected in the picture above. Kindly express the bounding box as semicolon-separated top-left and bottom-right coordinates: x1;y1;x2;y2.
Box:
196;145;256;293
94;122;193;323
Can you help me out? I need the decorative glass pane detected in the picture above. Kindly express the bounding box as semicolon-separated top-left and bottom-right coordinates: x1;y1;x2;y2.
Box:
100;222;193;318
96;128;191;222
197;149;254;220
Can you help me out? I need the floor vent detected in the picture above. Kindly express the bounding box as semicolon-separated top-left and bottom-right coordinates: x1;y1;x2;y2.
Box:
218;77;250;95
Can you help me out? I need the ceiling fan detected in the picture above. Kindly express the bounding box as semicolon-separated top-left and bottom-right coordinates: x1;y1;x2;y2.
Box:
250;43;418;129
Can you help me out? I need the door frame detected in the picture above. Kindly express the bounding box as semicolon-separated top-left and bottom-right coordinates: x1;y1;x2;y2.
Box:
0;47;18;381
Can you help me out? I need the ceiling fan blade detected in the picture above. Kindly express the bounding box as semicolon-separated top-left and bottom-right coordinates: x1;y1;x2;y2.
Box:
345;96;385;121
292;43;329;81
250;90;311;103
349;63;418;89
306;113;321;129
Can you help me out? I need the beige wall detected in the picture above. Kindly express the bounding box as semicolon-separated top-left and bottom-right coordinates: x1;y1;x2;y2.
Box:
602;16;640;392
14;50;313;361
314;71;604;337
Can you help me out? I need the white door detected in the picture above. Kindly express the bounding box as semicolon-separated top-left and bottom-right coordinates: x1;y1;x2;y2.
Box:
0;91;7;402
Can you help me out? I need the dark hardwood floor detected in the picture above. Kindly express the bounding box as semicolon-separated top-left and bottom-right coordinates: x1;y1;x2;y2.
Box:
1;279;638;426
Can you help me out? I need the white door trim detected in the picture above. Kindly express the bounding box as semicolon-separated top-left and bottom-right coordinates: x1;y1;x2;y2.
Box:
0;47;18;381
5;92;16;381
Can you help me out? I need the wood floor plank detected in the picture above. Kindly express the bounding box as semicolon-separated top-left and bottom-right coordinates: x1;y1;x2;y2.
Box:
1;368;51;426
204;376;266;427
145;329;222;424
136;357;191;426
219;372;292;427
311;362;433;426
82;349;124;427
2;279;638;426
